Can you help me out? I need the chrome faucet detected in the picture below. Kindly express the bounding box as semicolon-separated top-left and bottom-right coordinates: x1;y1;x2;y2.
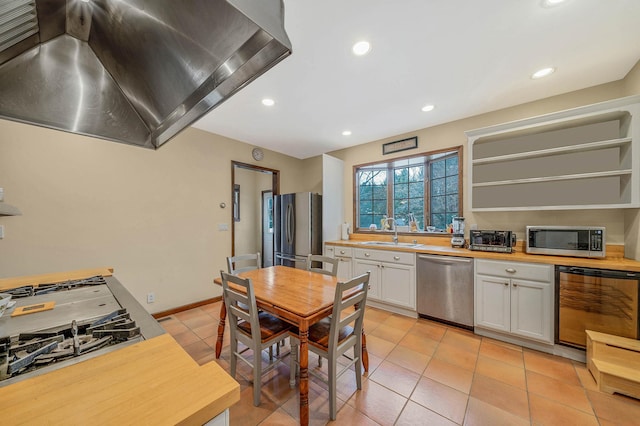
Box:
384;217;398;244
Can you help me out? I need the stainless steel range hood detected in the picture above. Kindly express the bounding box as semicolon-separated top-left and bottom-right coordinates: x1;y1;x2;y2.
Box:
0;0;291;149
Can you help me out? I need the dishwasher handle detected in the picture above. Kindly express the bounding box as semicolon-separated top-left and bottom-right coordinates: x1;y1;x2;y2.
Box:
418;254;472;264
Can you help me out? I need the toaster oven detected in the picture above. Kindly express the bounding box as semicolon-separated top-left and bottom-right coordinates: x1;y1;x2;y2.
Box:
469;230;517;253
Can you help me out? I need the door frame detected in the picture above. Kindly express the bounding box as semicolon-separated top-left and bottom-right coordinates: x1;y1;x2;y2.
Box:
231;161;279;257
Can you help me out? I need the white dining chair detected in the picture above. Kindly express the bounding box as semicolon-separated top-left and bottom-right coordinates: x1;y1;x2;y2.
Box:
227;252;262;274
220;271;292;406
306;254;339;276
289;272;370;420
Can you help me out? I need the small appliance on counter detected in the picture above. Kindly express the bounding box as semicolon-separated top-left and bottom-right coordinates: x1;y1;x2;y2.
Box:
526;226;605;258
468;230;517;253
450;217;466;248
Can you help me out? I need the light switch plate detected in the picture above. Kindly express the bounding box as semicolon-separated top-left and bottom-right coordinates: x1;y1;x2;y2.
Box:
218;223;229;231
0;187;3;202
0;225;4;239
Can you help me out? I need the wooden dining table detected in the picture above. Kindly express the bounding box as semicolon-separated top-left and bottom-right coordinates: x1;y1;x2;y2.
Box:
213;265;369;425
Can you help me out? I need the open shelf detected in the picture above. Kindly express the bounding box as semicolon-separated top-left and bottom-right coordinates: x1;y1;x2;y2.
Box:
466;96;640;211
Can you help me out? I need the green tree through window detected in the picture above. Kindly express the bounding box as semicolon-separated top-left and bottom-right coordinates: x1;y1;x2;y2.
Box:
354;147;461;233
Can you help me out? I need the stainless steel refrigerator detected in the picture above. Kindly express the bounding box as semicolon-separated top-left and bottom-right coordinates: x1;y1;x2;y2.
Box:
274;192;322;268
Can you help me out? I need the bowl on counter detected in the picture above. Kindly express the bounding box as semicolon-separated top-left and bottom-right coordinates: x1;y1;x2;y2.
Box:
0;293;12;317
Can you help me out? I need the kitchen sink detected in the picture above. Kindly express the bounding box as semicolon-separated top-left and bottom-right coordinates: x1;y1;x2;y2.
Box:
360;241;422;248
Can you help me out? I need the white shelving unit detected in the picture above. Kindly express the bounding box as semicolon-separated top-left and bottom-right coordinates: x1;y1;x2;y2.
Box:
466;96;640;211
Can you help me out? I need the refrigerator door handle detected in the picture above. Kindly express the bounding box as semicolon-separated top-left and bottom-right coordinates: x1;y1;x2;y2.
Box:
286;203;294;246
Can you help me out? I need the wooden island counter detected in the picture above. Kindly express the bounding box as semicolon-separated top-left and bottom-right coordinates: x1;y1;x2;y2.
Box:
0;268;239;425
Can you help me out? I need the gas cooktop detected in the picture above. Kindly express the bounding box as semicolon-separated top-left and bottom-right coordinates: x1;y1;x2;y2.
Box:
0;275;164;387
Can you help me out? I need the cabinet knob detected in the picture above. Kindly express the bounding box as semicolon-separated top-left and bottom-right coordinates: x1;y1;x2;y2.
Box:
505;268;516;274
340;250;345;255
513;283;518;287
393;256;400;261
504;282;509;286
365;253;370;257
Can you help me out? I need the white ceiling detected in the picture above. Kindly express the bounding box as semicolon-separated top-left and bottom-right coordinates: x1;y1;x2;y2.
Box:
193;0;640;159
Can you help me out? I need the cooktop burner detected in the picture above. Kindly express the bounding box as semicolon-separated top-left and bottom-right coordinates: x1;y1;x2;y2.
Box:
4;275;107;298
0;309;141;380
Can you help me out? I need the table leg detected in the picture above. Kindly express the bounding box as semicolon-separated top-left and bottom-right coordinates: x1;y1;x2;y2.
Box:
361;329;369;372
298;324;309;426
215;300;227;359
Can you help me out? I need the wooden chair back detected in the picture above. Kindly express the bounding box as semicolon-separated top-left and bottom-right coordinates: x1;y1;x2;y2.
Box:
306;254;339;276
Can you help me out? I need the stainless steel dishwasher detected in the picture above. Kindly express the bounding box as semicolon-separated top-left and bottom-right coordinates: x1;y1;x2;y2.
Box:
417;254;474;329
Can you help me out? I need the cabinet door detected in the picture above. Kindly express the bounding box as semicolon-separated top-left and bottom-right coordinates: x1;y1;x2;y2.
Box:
510;279;553;343
475;274;510;332
380;263;415;309
354;259;381;301
336;257;353;280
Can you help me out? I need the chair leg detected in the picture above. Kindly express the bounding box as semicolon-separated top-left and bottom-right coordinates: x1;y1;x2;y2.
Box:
328;357;337;421
253;351;262;406
318;354;323;368
230;341;237;379
355;343;363;390
289;342;297;388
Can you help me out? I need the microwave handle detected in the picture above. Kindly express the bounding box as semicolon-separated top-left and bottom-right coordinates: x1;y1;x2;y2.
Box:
511;233;517;246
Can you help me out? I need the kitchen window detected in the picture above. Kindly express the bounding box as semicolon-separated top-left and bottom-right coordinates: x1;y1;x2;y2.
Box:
354;146;462;233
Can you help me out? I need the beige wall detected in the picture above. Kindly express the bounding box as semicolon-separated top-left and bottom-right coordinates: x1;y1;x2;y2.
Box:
331;71;640;249
623;60;640;258
3;60;640;313
233;168;272;256
0;122;307;312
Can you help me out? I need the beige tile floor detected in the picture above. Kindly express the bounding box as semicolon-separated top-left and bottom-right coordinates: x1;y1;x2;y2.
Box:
159;301;640;425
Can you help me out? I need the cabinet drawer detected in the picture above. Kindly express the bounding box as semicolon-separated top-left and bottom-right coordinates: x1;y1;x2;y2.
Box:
333;246;353;257
354;248;415;265
476;259;552;282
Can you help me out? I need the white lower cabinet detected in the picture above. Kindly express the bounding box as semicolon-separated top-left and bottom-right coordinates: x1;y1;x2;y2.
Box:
353;248;415;310
324;245;354;280
475;259;553;344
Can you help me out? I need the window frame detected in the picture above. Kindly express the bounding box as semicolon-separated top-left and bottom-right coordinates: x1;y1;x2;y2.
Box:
352;145;463;235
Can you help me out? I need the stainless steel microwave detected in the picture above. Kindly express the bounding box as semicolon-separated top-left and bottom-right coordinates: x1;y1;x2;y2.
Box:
526;226;605;258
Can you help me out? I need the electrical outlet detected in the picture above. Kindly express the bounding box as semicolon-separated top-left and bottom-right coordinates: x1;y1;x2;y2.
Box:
0;187;3;202
147;292;155;304
218;223;229;231
0;225;4;239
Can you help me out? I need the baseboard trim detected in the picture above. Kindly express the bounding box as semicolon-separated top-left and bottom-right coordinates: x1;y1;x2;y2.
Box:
152;296;222;319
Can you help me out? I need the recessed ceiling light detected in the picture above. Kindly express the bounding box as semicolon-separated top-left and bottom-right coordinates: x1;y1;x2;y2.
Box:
352;41;371;56
342;130;352;136
541;0;566;7
531;67;555;79
421;104;435;112
261;98;275;106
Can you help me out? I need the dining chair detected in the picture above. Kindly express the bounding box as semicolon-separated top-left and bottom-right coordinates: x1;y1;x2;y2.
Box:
305;253;339;368
220;271;292;406
227;252;262;274
289;271;370;420
227;252;284;358
306;254;339;276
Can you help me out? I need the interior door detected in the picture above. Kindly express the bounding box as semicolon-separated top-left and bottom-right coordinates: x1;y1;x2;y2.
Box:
262;190;274;267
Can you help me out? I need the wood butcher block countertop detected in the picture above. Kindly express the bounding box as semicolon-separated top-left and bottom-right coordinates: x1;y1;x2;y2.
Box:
328;234;640;272
0;268;240;425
